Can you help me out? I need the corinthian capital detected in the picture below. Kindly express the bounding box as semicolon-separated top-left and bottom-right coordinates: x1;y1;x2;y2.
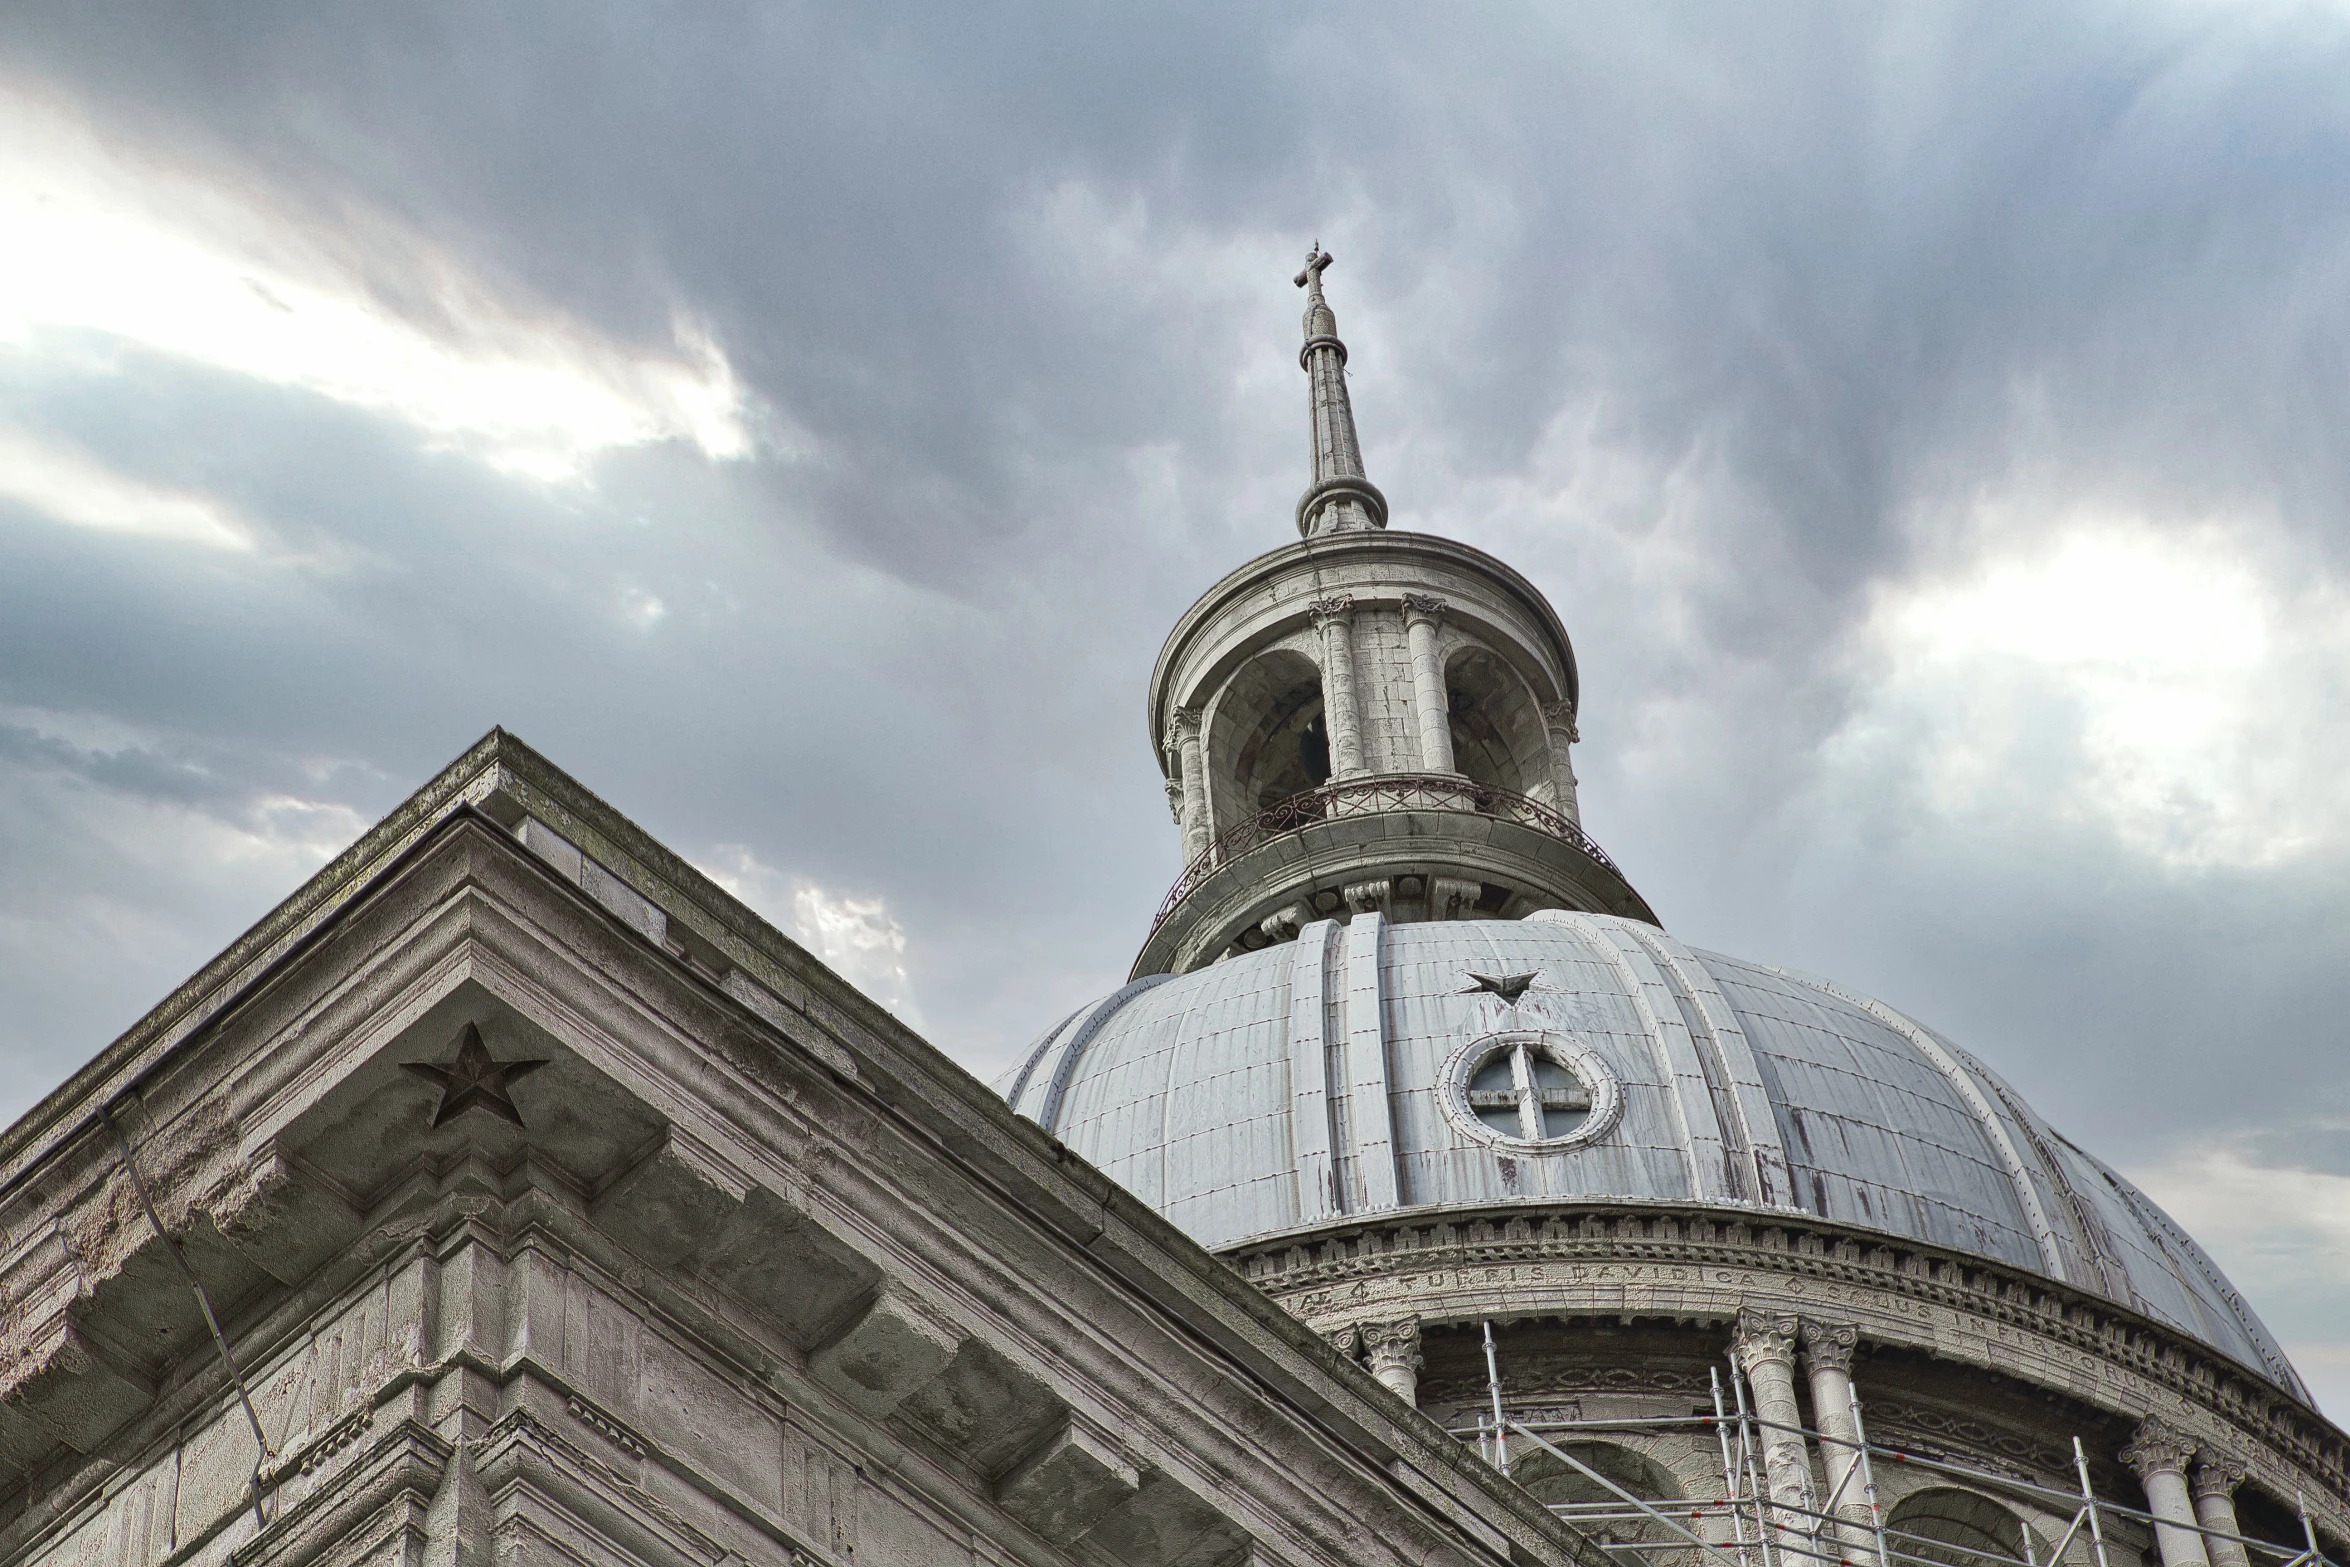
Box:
2119;1417;2198;1480
1309;594;1356;629
2190;1448;2251;1501
1541;698;1581;745
1732;1305;1803;1371
1358;1315;1424;1376
1799;1318;1859;1376
1169;705;1203;742
1400;592;1447;626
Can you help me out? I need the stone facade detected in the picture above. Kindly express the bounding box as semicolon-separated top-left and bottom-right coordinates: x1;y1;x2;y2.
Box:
0;735;1595;1567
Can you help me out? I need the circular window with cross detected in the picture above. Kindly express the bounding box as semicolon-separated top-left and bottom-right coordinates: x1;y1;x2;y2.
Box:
1438;1030;1622;1152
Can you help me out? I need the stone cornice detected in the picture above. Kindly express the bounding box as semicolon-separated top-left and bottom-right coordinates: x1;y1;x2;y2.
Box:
1224;1200;2350;1522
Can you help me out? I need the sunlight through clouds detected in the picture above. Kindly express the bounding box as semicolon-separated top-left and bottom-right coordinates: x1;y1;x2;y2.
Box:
0;83;755;480
0;428;254;549
1839;512;2350;868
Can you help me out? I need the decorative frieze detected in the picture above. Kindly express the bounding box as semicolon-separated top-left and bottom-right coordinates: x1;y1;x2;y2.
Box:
1224;1202;2350;1521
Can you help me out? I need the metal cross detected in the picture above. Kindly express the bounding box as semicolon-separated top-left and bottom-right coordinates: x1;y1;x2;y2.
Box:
1294;243;1334;295
1465;1039;1591;1141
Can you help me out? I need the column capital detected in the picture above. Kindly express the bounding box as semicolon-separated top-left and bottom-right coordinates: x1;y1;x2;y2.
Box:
2190;1449;2251;1501
1400;592;1447;627
1732;1305;1804;1371
1799;1318;1860;1376
1541;697;1580;744
1309;594;1357;628
1169;705;1203;739
1358;1315;1423;1372
1322;1323;1362;1358
2121;1417;2199;1480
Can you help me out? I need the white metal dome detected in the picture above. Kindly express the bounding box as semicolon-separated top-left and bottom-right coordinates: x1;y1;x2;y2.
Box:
1000;909;2307;1401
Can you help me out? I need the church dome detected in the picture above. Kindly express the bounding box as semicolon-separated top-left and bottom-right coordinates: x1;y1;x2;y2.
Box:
1001;909;2308;1400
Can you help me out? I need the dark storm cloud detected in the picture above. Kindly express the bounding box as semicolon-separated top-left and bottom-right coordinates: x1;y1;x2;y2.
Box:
4;0;2349;1393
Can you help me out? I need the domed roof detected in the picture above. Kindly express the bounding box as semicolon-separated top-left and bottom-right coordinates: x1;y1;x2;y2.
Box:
1000;910;2307;1400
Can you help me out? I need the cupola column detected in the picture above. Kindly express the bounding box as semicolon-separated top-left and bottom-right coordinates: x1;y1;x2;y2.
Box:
1170;707;1211;864
1541;699;1581;825
1359;1316;1424;1406
1401;594;1456;774
2190;1453;2253;1567
1733;1307;1818;1546
2122;1419;2211;1567
1801;1319;1874;1557
1311;596;1367;778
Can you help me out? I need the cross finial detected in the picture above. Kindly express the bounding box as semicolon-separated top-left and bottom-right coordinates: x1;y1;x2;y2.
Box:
1294;243;1333;295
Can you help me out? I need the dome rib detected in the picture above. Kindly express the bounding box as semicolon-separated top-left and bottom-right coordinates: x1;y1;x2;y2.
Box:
1620;923;1795;1208
1792;974;2074;1284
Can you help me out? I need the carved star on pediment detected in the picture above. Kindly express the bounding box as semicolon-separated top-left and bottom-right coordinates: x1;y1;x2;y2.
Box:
1463;971;1539;1005
402;1022;548;1128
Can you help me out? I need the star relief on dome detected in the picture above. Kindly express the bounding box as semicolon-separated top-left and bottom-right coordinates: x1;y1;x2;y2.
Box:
1462;970;1540;1005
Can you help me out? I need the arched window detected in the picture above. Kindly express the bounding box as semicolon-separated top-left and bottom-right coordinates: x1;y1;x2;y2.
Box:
1206;649;1331;830
1446;648;1547;796
1886;1487;2051;1567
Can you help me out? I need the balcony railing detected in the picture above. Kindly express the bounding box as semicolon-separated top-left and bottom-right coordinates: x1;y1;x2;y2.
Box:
1148;772;1623;934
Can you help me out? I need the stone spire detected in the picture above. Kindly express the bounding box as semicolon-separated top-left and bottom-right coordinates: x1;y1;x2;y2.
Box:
1293;245;1389;536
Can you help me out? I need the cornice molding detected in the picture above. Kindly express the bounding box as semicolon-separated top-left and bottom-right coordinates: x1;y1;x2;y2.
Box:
1225;1200;2350;1520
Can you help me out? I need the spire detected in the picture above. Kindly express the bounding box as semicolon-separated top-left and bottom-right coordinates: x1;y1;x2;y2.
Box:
1293;245;1388;536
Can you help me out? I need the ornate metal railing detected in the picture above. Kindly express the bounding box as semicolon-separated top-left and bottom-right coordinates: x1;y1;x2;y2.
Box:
1148;772;1623;934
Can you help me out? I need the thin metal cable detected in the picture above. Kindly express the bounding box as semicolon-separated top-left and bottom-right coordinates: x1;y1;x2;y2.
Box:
100;1103;276;1527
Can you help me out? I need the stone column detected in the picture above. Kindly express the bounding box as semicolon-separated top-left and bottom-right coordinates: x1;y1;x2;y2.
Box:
2189;1452;2252;1567
1541;699;1581;825
1733;1306;1817;1542
1311;596;1366;778
1802;1319;1872;1559
2121;1419;2210;1567
1359;1316;1424;1406
1170;707;1211;864
1401;595;1456;774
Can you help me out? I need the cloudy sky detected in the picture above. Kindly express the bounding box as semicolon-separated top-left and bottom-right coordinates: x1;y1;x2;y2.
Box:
3;2;2346;1410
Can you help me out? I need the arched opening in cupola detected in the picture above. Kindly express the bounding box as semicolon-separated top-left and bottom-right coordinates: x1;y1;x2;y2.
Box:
1445;647;1547;796
1206;649;1331;831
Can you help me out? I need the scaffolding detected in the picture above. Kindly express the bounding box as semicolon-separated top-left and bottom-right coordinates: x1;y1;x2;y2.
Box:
1466;1333;2338;1567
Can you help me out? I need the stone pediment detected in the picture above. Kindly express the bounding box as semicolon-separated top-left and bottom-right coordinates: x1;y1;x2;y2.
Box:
0;732;1594;1567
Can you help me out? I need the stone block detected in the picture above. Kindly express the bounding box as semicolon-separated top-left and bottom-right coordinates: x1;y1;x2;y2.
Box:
698;1187;880;1348
995;1421;1141;1546
214;1149;362;1286
519;819;584;883
1082;1471;1251;1567
4;1320;154;1454
897;1338;1067;1478
581;859;668;945
592;1130;749;1270
810;1292;960;1419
